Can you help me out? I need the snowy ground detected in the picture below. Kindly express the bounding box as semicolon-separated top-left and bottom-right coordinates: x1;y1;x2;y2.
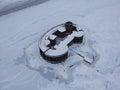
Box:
0;0;49;16
0;0;120;90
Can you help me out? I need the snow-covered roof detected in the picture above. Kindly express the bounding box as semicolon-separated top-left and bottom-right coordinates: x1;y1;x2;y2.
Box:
49;35;56;40
44;40;50;46
45;45;68;57
72;31;84;37
57;27;65;32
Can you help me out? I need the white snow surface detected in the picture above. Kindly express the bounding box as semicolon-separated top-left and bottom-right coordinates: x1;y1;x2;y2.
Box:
0;0;49;16
0;0;120;90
